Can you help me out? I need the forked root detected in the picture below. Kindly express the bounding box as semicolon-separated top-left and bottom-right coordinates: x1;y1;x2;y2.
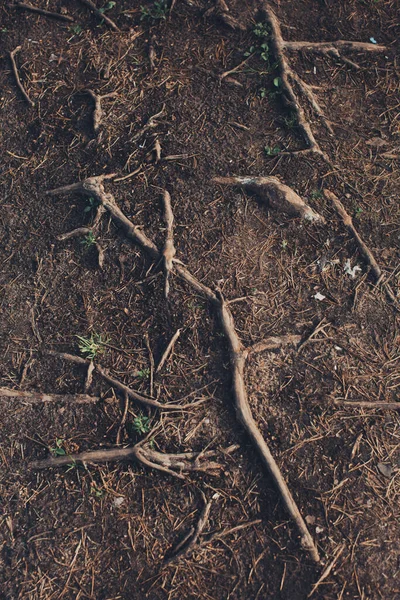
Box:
30;442;223;478
84;89;118;134
214;175;325;223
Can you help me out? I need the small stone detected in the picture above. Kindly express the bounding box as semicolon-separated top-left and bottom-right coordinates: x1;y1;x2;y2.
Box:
377;463;392;478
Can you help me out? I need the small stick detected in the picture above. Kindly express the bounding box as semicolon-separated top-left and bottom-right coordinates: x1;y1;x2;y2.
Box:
333;399;400;411
113;166;143;183
198;518;262;548
48;350;206;411
84;360;95;392
214;176;325;223
297;319;330;353
78;0;119;31
165;492;214;564
144;333;155;397
148;35;156;70
0;387;99;404
116;392;129;445
247;334;302;355
161;190;176;298
308;545;345;598
156;329;181;373
14;2;75;22
220;54;253;81
131;106;166;144
84;89;117;134
9;46;34;107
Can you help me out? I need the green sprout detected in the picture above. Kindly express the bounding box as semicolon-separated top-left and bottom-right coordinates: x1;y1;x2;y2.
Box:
310;189;323;200
50;438;66;456
132;414;151;435
84;197;100;213
70;24;82;35
140;0;169;21
99;1;116;13
76;332;108;359
264;145;281;156
81;231;97;249
135;368;150;379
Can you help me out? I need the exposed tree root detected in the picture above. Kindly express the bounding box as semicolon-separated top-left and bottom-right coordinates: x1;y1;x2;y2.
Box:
165;492;214;564
84;89;118;134
214;175;325;223
0;387;99;404
57;226;104;269
78;0;119;31
324;189;398;305
247;334;302;356
161;190;176;298
205;0;246;31
30;442;223;478
14;2;75;22
46;175;320;562
262;3;388;158
9;46;34;107
333;399;400;411
48;351;207;411
131;106;166;144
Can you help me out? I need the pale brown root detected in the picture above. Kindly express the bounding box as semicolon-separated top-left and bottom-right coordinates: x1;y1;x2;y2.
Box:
165;492;214;564
161;190;176;298
144;333;155;397
78;0;119;30
84;89;117;134
324;190;382;281
57;227;92;241
211;0;246;31
113;166;143;183
30;443;222;478
48;351;207;411
0;387;99;404
217;291;319;562
220;54;252;81
156;329;181;373
262;6;326;159
153;138;162;163
9;46;34;107
214;176;325;223
290;72;334;134
148;35;156;70
247;334;302;356
283;40;387;54
46;175;319;561
131;106;166;144
14;2;75;22
57;226;104;269
84;360;95;392
333;399;400;411
116;392;129;445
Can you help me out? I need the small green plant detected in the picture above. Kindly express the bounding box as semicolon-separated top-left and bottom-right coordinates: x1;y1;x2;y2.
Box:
253;22;270;38
281;239;288;250
310;189;323;200
135;368;150;379
81;231;97;249
273;77;281;88
140;0;169;21
99;1;116;13
132;414;151;435
1;28;8;33
51;438;66;456
70;24;82;35
76;332;108;359
283;113;297;129
244;23;270;66
84;197;100;213
90;484;105;498
264;145;281;157
354;206;363;218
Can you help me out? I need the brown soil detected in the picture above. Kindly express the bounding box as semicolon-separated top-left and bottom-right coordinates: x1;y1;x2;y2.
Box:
1;1;400;598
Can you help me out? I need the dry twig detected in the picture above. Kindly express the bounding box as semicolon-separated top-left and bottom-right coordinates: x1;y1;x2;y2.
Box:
161;190;176;298
333;399;400;411
9;46;34;107
214;176;325;223
156;329;181;373
14;2;75;22
48;351;207;411
78;0;119;30
0;387;99;404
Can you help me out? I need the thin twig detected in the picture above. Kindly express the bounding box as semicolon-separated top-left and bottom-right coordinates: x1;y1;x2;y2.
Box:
9;46;34;107
247;334;302;355
14;2;75;22
144;333;155;397
116;392;129;445
308;545;345;597
78;0;119;30
161;190;176;298
198;519;262;548
0;387;99;404
333;399;400;411
156;329;181;373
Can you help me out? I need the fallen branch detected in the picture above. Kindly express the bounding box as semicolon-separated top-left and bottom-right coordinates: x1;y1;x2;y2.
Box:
156;329;181;373
262;3;388;158
214;176;325;223
161;190;176;298
14;2;75;22
84;89;118;134
46;175;319;561
48;351;207;411
78;0;119;31
30;442;223;478
9;46;34;107
0;387;99;404
324;189;397;304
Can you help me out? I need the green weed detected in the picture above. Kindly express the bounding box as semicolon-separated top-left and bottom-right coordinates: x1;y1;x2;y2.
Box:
76;332;108;359
132;414;151;435
81;231;97;249
140;0;169;21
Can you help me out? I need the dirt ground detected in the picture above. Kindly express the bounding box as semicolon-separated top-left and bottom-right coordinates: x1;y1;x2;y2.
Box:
1;0;400;598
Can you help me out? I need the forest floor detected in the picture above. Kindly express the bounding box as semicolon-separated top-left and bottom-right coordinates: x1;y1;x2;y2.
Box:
1;1;400;598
